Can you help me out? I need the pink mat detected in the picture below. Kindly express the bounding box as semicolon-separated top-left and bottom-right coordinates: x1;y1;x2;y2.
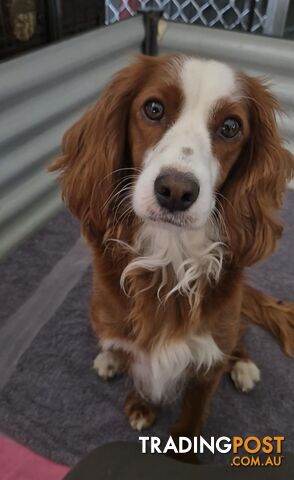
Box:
0;435;69;480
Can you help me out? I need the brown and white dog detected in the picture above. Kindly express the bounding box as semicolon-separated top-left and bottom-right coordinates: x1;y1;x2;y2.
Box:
51;55;294;452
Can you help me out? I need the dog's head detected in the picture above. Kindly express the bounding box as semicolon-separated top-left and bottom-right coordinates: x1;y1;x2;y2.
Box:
51;55;293;267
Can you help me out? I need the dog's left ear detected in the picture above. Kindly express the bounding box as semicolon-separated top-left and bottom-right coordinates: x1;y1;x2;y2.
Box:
221;74;294;267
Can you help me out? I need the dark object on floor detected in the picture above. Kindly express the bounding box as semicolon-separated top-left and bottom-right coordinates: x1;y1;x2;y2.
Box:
63;442;294;480
0;192;293;467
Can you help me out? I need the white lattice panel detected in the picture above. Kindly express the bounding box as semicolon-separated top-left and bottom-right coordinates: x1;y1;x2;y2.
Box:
105;0;267;33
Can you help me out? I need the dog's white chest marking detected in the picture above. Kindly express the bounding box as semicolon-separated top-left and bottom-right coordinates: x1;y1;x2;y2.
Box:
120;223;224;307
102;335;224;403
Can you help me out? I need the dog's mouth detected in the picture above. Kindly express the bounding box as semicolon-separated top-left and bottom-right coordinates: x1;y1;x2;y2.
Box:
148;211;194;229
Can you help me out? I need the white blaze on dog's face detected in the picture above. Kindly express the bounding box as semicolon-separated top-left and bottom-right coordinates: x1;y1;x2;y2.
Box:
129;57;249;230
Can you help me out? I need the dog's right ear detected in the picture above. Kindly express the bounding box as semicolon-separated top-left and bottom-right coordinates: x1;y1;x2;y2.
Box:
49;58;146;236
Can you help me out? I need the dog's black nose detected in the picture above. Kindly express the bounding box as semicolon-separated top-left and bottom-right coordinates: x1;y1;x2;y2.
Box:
154;170;200;212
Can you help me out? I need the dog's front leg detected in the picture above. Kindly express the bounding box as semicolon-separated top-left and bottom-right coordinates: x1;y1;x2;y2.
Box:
170;365;225;463
93;348;127;380
124;390;158;432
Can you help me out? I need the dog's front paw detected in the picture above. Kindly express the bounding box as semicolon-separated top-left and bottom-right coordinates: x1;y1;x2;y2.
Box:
124;392;157;431
231;360;260;393
93;350;124;380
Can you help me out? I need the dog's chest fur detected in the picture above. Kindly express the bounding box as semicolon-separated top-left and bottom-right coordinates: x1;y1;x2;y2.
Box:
121;222;224;307
103;224;225;403
102;335;223;403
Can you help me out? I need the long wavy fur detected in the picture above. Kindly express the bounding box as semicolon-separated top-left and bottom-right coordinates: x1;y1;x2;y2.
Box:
49;57;294;356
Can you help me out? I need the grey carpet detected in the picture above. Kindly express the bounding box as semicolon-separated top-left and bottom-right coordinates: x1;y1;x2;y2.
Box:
0;193;293;467
0;238;90;390
0;209;80;328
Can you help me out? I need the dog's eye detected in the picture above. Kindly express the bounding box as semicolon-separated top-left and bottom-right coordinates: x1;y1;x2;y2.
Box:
143;100;164;121
218;118;241;139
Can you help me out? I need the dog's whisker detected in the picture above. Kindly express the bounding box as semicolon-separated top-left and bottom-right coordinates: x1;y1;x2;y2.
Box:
102;181;135;212
112;199;133;227
215;191;236;213
117;205;135;226
112;192;134;227
209;207;229;245
100;167;141;185
102;176;136;206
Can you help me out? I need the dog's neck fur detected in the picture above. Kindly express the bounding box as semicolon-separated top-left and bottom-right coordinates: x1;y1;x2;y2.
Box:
120;221;224;307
